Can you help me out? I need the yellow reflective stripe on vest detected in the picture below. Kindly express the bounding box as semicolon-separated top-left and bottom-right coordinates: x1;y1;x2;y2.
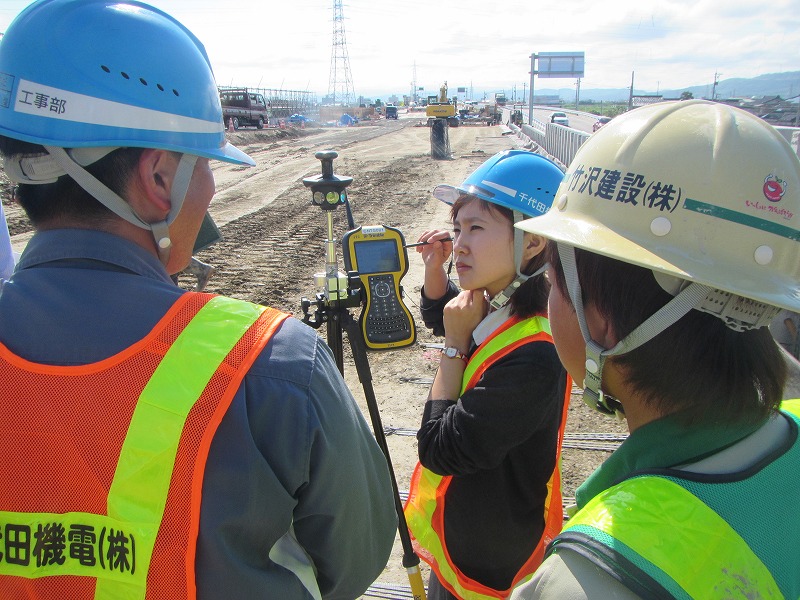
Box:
0;296;264;600
564;476;783;599
404;466;448;579
0;510;152;587
97;296;265;600
461;316;549;395
781;399;800;417
406;315;552;600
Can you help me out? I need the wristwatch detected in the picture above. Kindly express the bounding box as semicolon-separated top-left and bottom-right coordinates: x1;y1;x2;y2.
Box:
441;346;468;362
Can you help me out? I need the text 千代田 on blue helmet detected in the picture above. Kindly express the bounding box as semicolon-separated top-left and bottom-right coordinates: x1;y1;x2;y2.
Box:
431;149;565;310
432;149;564;218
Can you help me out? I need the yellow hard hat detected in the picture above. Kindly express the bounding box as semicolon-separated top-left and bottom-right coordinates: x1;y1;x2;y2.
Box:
516;99;800;313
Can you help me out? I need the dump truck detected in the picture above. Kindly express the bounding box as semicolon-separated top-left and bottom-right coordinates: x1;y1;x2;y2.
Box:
220;88;270;130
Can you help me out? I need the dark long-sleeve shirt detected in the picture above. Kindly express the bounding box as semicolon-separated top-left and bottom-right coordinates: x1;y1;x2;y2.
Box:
418;282;567;590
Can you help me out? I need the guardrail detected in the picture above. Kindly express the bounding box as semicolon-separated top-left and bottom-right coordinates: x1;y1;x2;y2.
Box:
501;107;799;168
500;107;589;168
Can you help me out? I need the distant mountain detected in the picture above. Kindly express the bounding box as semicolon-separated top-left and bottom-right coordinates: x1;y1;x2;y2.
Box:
538;71;800;103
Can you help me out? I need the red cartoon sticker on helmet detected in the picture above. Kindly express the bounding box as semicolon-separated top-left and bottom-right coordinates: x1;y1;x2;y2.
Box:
763;175;786;202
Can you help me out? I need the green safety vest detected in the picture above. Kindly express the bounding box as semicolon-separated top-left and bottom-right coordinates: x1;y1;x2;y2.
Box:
549;400;800;599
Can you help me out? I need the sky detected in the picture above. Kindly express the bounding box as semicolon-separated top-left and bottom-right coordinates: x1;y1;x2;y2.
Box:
1;0;799;101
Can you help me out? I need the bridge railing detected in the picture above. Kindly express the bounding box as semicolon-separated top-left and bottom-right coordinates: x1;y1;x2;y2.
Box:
502;107;589;168
502;107;799;168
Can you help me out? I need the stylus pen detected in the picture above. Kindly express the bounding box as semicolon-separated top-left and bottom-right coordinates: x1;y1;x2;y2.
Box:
404;237;453;248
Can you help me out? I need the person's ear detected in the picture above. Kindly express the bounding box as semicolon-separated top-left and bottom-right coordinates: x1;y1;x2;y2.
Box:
130;149;178;221
585;303;619;348
521;232;546;262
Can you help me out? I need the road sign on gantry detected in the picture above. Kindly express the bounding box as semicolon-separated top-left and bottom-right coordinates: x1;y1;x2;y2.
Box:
533;52;585;79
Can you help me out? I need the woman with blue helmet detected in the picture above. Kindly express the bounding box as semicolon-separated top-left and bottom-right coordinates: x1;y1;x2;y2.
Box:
0;1;396;598
403;150;573;599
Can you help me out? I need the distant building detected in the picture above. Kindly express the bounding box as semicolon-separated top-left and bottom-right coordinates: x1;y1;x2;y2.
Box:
719;96;799;126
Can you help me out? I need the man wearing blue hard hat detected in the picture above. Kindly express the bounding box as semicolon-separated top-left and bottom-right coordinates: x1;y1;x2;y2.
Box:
0;1;396;598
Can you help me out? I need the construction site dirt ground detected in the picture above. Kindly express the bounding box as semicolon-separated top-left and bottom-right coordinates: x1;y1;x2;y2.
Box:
4;116;799;598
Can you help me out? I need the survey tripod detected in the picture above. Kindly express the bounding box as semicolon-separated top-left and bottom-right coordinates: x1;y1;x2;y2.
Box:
299;151;427;600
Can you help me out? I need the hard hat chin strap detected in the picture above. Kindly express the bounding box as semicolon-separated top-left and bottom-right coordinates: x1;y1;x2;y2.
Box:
489;210;543;311
557;242;713;417
157;153;198;264
44;146;197;267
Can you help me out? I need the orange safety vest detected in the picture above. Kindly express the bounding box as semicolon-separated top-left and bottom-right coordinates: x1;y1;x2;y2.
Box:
0;293;288;600
404;315;571;599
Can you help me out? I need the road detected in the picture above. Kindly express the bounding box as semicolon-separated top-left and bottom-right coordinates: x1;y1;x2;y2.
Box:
503;103;599;133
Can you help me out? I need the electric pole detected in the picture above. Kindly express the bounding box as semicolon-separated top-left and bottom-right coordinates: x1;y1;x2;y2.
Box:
711;71;720;101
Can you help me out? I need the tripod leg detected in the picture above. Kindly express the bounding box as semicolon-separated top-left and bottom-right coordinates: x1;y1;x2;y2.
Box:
343;313;427;600
327;310;345;375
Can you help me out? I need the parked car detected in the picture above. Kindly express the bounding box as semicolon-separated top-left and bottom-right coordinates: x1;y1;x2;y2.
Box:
550;111;569;126
593;116;612;132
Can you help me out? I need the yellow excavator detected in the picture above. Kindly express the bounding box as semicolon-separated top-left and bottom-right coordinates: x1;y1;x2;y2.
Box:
426;81;457;120
427;82;456;159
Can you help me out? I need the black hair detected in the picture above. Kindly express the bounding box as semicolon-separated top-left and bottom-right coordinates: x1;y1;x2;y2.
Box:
546;243;787;425
0;136;143;226
451;195;549;318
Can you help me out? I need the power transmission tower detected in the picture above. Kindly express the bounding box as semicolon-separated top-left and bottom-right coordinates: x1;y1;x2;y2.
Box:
327;0;355;106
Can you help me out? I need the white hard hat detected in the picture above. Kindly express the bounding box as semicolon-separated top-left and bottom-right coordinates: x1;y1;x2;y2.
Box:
517;99;800;314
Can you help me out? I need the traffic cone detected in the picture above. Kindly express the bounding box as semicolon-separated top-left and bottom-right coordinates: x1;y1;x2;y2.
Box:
227;117;234;132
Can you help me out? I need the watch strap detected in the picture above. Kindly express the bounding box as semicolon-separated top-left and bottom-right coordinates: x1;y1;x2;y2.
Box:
441;346;468;361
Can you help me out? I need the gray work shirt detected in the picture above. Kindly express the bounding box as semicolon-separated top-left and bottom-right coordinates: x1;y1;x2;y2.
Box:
0;228;397;599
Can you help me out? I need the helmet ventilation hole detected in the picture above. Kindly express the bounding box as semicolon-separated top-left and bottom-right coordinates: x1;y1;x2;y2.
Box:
99;65;171;94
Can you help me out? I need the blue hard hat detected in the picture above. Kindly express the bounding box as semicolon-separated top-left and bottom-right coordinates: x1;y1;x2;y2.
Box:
433;150;564;217
0;0;253;166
